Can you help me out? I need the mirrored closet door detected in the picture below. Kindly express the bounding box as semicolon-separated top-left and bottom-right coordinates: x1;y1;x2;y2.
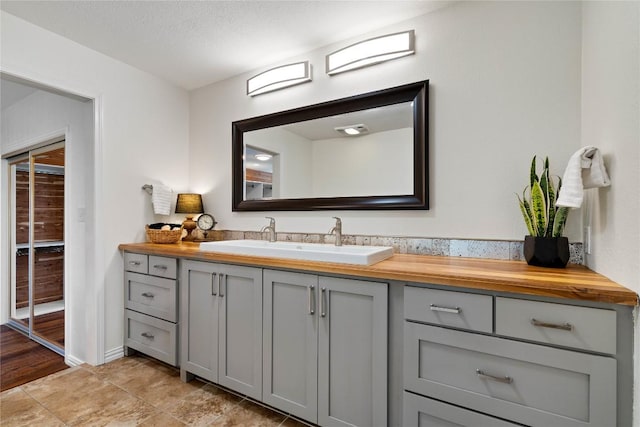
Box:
8;142;65;355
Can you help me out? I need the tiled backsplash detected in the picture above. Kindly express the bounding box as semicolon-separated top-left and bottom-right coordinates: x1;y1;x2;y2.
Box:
214;230;584;265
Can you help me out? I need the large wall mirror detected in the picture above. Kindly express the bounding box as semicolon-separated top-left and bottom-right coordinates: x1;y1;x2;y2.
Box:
232;80;428;211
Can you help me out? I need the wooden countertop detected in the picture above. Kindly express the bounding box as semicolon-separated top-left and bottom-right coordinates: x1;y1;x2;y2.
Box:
118;241;638;306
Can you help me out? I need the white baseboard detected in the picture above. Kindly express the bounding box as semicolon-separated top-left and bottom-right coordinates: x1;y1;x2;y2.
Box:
104;346;124;364
65;353;84;367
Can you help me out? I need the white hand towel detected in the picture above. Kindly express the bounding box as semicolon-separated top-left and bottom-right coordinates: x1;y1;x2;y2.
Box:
151;184;172;215
556;146;611;208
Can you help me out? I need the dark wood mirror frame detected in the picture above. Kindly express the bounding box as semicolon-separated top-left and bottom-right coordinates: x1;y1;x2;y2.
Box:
232;80;429;211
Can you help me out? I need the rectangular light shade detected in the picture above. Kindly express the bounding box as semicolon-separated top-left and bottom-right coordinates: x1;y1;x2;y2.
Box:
175;193;204;214
247;61;312;96
326;30;415;75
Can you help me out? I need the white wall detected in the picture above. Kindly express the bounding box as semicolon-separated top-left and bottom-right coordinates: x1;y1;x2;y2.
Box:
0;11;190;364
311;128;413;198
1;89;92;365
580;1;640;421
190;1;583;241
244;126;312;199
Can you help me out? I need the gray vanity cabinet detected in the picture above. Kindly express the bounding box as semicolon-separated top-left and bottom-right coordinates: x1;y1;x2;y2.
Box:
403;285;619;427
180;260;263;400
124;253;179;366
263;269;388;427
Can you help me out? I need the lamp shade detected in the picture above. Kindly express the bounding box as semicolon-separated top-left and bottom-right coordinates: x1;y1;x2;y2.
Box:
175;193;204;214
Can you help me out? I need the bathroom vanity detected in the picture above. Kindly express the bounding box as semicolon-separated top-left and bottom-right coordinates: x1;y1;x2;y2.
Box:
119;241;637;427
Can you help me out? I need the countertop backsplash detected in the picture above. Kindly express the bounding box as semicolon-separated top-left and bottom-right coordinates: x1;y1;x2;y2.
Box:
211;230;584;265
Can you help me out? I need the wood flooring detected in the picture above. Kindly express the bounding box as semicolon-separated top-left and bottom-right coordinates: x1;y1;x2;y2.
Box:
0;323;67;392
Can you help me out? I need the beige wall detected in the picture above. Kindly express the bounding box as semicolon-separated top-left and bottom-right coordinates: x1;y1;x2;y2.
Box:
1;11;190;364
189;1;583;240
580;1;640;420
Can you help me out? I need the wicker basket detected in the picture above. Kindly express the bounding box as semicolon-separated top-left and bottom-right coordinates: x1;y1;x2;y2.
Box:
145;225;183;244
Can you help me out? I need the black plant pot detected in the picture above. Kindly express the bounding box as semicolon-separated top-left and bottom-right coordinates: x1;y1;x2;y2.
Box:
524;236;570;268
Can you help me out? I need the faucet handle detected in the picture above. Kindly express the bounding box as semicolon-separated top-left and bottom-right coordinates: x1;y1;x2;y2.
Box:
265;216;275;224
332;216;342;226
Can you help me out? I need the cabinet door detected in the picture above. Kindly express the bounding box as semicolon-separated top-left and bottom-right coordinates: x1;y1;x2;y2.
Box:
263;270;318;423
403;392;518;427
180;260;219;382
318;277;388;427
217;264;263;400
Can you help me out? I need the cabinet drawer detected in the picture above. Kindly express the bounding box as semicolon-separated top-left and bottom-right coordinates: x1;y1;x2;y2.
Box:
148;255;177;279
124;252;147;274
495;297;616;354
404;322;616;427
125;272;177;322
125;310;178;366
403;391;518;427
404;286;493;333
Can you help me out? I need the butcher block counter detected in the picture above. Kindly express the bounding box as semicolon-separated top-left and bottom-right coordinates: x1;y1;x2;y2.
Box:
118;241;637;306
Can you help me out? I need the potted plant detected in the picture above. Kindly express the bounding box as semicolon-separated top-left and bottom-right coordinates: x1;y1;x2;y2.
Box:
517;156;570;267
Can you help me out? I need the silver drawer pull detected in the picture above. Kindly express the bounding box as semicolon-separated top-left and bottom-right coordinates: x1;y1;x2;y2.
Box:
476;369;513;384
320;288;327;318
141;332;155;340
153;264;168;270
531;318;573;331
430;304;461;314
308;285;315;315
128;261;141;266
141;292;155;298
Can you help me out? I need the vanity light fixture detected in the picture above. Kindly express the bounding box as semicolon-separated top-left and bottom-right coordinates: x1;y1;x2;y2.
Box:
247;61;312;96
334;124;369;136
326;30;415;75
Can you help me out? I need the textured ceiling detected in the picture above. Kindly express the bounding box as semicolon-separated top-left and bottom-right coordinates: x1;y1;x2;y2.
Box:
1;1;451;90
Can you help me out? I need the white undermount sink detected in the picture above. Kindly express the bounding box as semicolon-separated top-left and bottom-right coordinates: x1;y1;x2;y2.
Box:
199;239;394;266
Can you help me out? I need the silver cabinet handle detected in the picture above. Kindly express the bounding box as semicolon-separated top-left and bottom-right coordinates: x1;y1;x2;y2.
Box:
153;264;168;270
308;285;315;315
128;260;141;266
219;273;225;298
211;273;217;296
430;304;461;314
320;287;327;318
531;318;573;331
476;369;513;384
141;332;155;340
141;292;154;298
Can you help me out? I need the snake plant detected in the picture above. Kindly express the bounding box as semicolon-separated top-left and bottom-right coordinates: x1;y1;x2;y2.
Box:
517;156;569;238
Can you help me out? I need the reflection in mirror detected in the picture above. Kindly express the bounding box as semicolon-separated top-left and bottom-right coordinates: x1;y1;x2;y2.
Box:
233;80;428;211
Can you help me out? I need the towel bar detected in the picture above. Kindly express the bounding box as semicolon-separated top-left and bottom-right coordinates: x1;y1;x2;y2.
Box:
142;184;153;195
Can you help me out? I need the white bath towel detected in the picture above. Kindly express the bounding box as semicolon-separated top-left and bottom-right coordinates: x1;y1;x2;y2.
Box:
151;184;173;215
556;146;611;208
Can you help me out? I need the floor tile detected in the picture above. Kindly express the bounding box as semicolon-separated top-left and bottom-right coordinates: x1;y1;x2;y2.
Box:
138;411;187;426
5;355;303;427
164;383;243;426
0;387;64;426
210;399;287;427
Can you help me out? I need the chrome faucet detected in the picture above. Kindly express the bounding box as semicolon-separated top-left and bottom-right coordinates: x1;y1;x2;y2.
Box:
329;217;342;246
261;217;277;242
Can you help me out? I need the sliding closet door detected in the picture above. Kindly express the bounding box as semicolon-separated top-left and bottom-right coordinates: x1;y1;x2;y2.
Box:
10;156;31;329
31;147;65;348
8;142;65;353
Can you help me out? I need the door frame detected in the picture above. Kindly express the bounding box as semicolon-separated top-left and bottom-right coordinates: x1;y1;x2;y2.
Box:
0;70;104;366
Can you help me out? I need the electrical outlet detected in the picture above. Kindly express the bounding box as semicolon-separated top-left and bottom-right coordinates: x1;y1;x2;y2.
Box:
584;226;591;254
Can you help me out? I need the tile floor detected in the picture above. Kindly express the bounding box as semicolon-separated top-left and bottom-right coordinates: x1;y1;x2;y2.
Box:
0;354;310;426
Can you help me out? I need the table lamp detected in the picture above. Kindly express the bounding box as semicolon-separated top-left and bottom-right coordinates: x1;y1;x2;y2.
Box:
175;193;204;241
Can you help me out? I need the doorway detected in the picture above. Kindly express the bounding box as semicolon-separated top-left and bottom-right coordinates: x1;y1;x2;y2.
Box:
7;141;65;355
